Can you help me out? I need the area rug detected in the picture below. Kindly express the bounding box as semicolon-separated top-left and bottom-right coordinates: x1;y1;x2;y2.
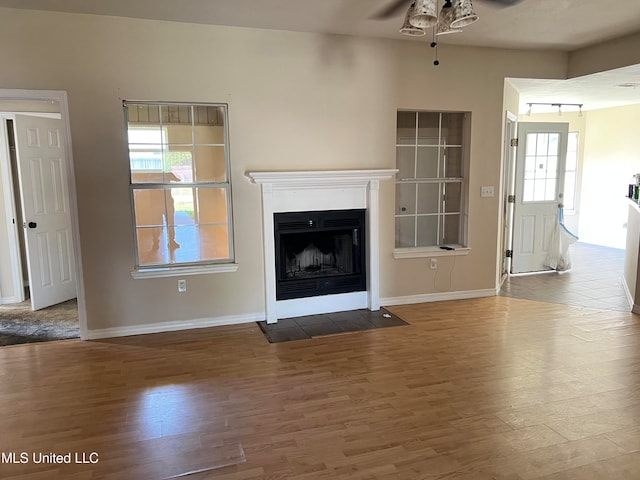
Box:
257;308;408;343
0;299;79;346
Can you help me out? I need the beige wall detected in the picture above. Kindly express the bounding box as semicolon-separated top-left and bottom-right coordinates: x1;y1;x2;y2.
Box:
0;7;568;332
568;31;640;78
580;104;640;248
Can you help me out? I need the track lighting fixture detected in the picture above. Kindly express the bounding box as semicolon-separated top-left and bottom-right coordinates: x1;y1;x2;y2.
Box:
526;103;585;116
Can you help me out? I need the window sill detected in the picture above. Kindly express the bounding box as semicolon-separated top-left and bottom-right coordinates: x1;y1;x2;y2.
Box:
393;246;471;259
131;263;239;279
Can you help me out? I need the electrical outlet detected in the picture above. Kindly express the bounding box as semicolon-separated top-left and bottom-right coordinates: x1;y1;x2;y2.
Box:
178;279;186;293
430;258;438;270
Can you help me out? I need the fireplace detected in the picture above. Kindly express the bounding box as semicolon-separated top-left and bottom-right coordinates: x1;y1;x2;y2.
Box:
274;209;366;300
246;169;397;323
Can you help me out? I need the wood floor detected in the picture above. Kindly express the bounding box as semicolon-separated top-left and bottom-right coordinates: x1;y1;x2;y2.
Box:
1;296;639;479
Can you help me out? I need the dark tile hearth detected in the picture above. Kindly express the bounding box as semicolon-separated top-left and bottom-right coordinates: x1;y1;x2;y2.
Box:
257;308;408;343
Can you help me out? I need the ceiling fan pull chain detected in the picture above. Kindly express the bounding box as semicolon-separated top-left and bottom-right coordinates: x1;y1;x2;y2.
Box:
430;27;440;65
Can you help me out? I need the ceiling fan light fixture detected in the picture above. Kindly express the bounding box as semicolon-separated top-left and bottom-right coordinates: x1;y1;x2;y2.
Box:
436;3;463;36
400;3;427;36
409;0;438;29
450;0;479;29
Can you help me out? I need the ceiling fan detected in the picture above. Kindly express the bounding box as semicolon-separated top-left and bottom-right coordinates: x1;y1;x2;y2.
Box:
374;0;524;64
374;0;523;22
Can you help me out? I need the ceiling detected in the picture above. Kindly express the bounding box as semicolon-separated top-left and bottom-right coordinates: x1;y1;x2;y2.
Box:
2;0;640;112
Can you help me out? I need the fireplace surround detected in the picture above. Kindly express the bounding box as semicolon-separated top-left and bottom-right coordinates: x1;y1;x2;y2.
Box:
247;169;397;323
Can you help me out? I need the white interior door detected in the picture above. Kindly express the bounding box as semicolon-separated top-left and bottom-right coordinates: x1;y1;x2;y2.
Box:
14;115;76;310
512;122;569;274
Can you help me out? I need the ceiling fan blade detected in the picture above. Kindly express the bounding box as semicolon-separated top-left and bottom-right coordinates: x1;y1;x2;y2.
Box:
371;0;410;20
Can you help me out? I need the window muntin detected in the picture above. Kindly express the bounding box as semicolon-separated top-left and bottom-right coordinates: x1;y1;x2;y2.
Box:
125;102;233;269
395;111;468;248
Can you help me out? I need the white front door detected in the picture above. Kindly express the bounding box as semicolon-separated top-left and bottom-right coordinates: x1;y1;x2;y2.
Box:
14;115;77;310
512;122;569;274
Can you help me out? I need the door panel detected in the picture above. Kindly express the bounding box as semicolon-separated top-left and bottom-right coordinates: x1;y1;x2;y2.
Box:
14;115;76;310
512;122;569;274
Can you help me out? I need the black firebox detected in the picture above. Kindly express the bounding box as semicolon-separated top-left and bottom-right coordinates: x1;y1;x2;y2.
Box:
274;209;366;301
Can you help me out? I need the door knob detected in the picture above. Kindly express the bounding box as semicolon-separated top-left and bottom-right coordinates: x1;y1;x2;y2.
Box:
28;221;37;229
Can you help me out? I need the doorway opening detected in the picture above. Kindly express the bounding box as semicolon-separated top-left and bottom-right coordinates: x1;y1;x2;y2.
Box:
0;89;85;345
499;90;629;312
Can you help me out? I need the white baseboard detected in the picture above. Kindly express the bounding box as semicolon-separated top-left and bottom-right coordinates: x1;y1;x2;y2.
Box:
84;289;498;340
621;275;635;311
380;288;497;307
85;312;264;340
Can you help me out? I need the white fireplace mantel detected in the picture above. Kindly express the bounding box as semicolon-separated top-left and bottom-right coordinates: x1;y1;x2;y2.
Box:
247;169;397;324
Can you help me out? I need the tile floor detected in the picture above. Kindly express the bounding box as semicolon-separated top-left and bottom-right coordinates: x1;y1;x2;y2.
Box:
500;242;631;312
257;308;408;343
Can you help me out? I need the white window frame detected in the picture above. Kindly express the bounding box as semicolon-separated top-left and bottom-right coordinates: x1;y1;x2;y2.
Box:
125;101;238;279
394;110;471;259
563;131;579;214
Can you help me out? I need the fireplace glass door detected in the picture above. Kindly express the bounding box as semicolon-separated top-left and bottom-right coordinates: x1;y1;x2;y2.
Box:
274;209;366;300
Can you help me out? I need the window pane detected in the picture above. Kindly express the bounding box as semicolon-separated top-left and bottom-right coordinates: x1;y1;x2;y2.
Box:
443;146;462;178
169;188;195;226
417;112;440;145
162;104;192;125
444;182;462;213
534;179;546;201
417;183;440;214
545;179;556;201
165;149;193;183
416;216;438;246
127;104;160;124
130;151;163;183
395;217;416;247
524;156;536;180
566;132;578;170
523;179;535;202
443;214;461;244
416;147;439;178
526;133;537;156
194;106;225;144
199;225;231;261
133;188;166;228
564;171;576;210
536;133;549;155
441;113;464;146
170;225;230;263
546;156;557;179
197;187;228;224
568;131;578;152
397;111;416;145
136;227;170;266
166;124;193;145
548;133;558;154
396;183;417;215
397;146;416;180
194;146;227;183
